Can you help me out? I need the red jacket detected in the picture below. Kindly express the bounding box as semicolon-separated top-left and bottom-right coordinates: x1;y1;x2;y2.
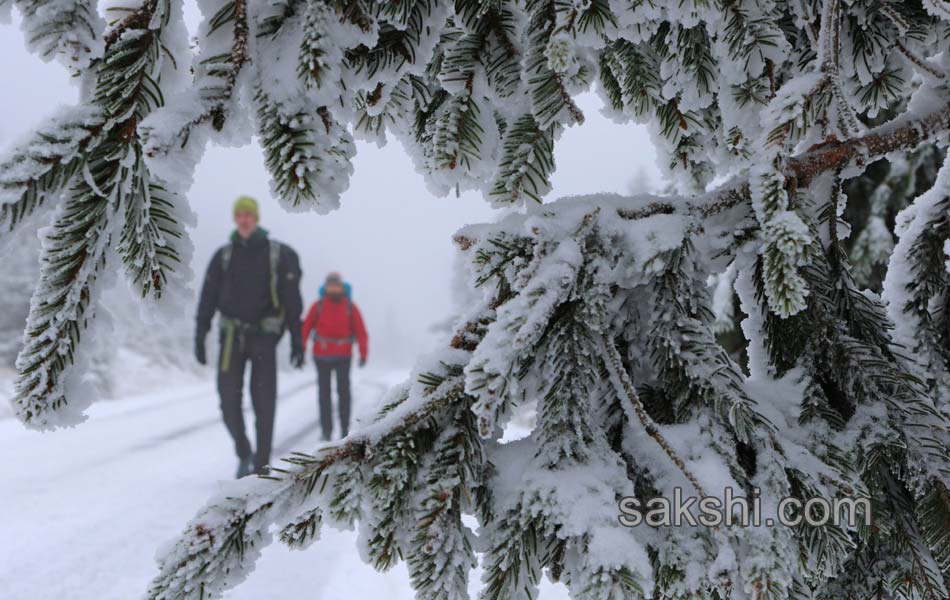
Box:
301;297;368;360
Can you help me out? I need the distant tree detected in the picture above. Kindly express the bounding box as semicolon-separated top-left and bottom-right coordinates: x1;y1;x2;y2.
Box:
1;0;949;599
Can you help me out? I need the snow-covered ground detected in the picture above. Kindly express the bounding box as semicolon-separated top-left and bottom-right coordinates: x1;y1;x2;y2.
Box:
1;366;569;600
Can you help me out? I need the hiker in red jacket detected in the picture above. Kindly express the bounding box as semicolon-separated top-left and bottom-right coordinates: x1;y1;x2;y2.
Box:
301;272;368;440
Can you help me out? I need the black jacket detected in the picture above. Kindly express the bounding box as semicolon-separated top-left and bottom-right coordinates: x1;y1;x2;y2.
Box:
196;228;303;342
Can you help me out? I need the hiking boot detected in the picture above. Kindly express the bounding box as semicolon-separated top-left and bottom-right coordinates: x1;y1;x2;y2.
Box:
236;456;253;478
254;462;271;476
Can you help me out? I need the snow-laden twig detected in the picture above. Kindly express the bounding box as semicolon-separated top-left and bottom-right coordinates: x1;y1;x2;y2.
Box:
600;331;709;499
0;105;107;232
12;0;105;69
140;0;250;161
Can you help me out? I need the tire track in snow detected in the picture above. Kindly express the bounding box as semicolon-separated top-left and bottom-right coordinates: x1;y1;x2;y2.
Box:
96;388;212;423
98;372;310;424
45;379;316;478
34;374;389;484
124;380;315;453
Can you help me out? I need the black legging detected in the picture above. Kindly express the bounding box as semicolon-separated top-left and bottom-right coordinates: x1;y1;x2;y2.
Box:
217;332;278;468
315;355;352;438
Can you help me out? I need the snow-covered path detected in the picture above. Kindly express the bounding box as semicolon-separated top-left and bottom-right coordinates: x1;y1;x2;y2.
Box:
1;368;572;600
0;368;418;599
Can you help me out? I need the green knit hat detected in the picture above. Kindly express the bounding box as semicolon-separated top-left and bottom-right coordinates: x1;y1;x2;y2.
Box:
233;195;260;218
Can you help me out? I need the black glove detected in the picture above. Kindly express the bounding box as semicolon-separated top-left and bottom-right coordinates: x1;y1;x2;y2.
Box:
290;337;305;369
358;357;366;368
194;333;207;366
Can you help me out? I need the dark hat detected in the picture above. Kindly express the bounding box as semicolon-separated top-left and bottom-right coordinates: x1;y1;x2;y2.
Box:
325;271;343;285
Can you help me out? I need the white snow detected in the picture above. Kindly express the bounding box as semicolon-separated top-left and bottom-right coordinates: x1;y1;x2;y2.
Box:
0;365;571;600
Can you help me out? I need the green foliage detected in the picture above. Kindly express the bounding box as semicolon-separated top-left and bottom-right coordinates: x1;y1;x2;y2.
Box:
0;107;105;231
900;185;950;361
8;0;184;426
13;0;102;69
479;506;545;600
647;242;768;443
13;169;115;424
523;0;587;129
253;87;355;211
489;114;557;205
326;461;364;526
533;301;599;465
118;171;187;300
744;186;950;598
364;423;439;570
599;40;663;119
422;89;488;172
407;407;482;599
278;507;323;550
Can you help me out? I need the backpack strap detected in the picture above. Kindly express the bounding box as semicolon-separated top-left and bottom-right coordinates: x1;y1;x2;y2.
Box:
268;240;282;310
348;297;354;333
311;298;323;343
220;244;232;273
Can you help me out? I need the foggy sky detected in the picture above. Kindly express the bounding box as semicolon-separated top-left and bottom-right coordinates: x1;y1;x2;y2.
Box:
0;8;661;366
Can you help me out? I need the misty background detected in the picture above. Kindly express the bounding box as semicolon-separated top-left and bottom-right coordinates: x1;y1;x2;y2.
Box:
0;7;660;381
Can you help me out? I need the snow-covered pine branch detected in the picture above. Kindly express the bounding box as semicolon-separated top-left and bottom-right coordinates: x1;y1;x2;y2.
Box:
138;0;252;183
9;0;104;69
0;105;106;235
146;332;484;600
2;0;950;597
4;0;191;427
252;84;356;212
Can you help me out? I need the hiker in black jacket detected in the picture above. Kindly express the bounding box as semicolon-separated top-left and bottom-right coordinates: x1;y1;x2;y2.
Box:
195;196;305;477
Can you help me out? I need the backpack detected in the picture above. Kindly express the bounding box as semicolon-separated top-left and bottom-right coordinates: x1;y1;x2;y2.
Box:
220;239;283;311
311;295;356;342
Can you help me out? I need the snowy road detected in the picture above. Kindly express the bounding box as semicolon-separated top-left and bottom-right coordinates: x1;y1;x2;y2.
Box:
0;368;420;600
1;368;572;600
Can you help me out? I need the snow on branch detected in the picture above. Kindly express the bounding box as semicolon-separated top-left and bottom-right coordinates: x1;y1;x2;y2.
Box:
9;0;191;429
252;86;356;212
11;0;104;69
139;0;251;184
12;152;123;428
787;105;950;189
0;105;106;234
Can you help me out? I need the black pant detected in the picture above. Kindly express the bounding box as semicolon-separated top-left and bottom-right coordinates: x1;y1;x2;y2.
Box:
217;332;278;468
315;355;351;438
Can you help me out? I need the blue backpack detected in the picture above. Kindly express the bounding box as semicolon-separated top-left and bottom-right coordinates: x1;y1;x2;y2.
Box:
319;281;352;299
